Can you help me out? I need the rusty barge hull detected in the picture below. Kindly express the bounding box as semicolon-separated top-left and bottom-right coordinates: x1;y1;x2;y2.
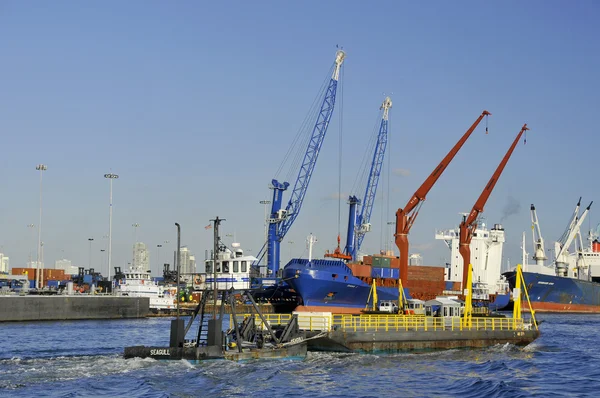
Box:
307;329;539;353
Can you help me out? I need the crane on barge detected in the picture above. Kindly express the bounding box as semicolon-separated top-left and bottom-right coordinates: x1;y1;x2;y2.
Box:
458;124;529;291
326;96;392;261
394;110;491;284
255;49;346;278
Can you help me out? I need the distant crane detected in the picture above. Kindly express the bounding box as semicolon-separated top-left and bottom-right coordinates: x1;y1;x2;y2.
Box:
458;124;529;291
395;110;491;284
554;198;593;277
326;96;392;261
259;50;346;276
530;204;547;266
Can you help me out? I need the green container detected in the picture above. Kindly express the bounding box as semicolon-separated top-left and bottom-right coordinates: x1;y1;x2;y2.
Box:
379;257;391;268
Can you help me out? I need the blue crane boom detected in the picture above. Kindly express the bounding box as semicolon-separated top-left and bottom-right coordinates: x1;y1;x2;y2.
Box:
263;50;346;276
351;96;392;260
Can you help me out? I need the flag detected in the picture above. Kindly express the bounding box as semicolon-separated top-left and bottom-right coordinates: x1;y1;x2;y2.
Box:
205;224;212;230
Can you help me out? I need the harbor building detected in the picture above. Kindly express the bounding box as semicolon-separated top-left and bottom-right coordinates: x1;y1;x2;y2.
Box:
178;246;196;275
0;253;8;273
54;259;78;275
133;242;149;271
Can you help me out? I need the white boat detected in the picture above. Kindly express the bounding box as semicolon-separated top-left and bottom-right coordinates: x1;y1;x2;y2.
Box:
199;243;256;291
115;264;176;311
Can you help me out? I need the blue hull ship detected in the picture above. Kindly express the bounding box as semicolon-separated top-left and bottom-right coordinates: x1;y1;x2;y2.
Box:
503;270;600;312
283;258;411;313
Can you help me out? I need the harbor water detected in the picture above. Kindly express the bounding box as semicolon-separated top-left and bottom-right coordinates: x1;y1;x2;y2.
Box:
1;314;599;397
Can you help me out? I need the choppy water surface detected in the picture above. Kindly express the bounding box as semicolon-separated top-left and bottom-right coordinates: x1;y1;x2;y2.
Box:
1;314;599;397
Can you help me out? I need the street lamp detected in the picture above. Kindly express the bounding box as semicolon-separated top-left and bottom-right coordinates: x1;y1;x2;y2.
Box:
27;224;35;266
35;164;47;289
156;244;162;276
104;172;119;281
386;221;396;254
100;249;106;275
288;240;294;260
88;238;94;269
259;200;271;245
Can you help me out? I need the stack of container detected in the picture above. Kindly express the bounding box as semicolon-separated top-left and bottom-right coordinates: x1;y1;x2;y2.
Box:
11;268;68;288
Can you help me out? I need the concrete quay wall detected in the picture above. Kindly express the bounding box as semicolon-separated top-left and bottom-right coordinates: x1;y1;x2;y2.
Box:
0;296;149;322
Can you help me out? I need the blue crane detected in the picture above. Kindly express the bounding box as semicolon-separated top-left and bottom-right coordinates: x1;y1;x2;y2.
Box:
327;97;391;262
350;97;392;260
258;50;346;277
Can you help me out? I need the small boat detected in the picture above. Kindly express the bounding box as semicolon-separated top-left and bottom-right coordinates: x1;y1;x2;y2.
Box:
114;264;176;312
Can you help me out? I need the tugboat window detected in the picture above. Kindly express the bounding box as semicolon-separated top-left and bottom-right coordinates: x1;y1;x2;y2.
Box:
222;261;229;273
233;261;239;273
241;261;247;272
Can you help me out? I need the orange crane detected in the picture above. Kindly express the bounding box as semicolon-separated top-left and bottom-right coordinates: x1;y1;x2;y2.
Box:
395;110;491;283
459;123;529;290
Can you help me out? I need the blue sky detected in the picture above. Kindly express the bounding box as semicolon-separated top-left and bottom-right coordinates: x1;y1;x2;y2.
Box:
1;0;599;276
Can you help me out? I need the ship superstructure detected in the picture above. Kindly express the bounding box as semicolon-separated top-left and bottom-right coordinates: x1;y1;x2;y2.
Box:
435;223;508;295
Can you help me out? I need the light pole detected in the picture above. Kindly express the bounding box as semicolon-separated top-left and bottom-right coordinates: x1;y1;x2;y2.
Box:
156;244;162;276
387;221;396;254
35;164;47;289
288;240;294;260
100;249;106;275
104;173;119;281
27;224;35;266
88;238;94;270
259;200;271;244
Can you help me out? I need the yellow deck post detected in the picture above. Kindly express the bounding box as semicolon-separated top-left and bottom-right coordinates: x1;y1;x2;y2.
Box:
463;263;473;328
517;263;538;330
512;264;522;329
398;278;406;311
372;280;378;311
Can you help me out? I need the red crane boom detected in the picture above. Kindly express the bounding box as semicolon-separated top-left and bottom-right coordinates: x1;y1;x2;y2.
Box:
395;110;491;283
459;123;529;290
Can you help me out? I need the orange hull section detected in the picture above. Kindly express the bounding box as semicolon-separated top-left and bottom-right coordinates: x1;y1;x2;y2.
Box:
524;301;600;313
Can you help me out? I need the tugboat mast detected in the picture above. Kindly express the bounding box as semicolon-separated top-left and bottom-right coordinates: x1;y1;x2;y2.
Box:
211;216;225;318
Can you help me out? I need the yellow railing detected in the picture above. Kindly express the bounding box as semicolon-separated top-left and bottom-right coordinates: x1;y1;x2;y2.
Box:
228;313;292;329
331;314;524;332
228;313;528;332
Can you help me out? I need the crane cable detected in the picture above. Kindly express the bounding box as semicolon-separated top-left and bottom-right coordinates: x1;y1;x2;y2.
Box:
337;66;345;238
350;110;383;195
274;64;335;183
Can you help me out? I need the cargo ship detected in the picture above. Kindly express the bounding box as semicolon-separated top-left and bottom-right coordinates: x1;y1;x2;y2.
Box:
284;221;511;314
283;254;446;314
503;200;600;312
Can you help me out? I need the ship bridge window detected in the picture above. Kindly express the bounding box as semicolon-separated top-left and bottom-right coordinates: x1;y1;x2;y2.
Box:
206;261;213;274
484;234;488;238
233;261;239;273
222;261;229;273
241;261;247;273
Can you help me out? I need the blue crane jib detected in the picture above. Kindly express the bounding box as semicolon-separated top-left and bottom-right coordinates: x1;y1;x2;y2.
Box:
345;97;392;261
263;50;346;276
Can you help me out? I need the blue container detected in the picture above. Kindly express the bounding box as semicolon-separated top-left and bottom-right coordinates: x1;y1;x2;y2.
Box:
83;275;93;284
29;280;36;289
47;280;59;288
372;267;399;279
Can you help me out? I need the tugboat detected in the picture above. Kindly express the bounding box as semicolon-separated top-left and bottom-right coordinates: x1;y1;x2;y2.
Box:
124;219;308;362
114;264;176;312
